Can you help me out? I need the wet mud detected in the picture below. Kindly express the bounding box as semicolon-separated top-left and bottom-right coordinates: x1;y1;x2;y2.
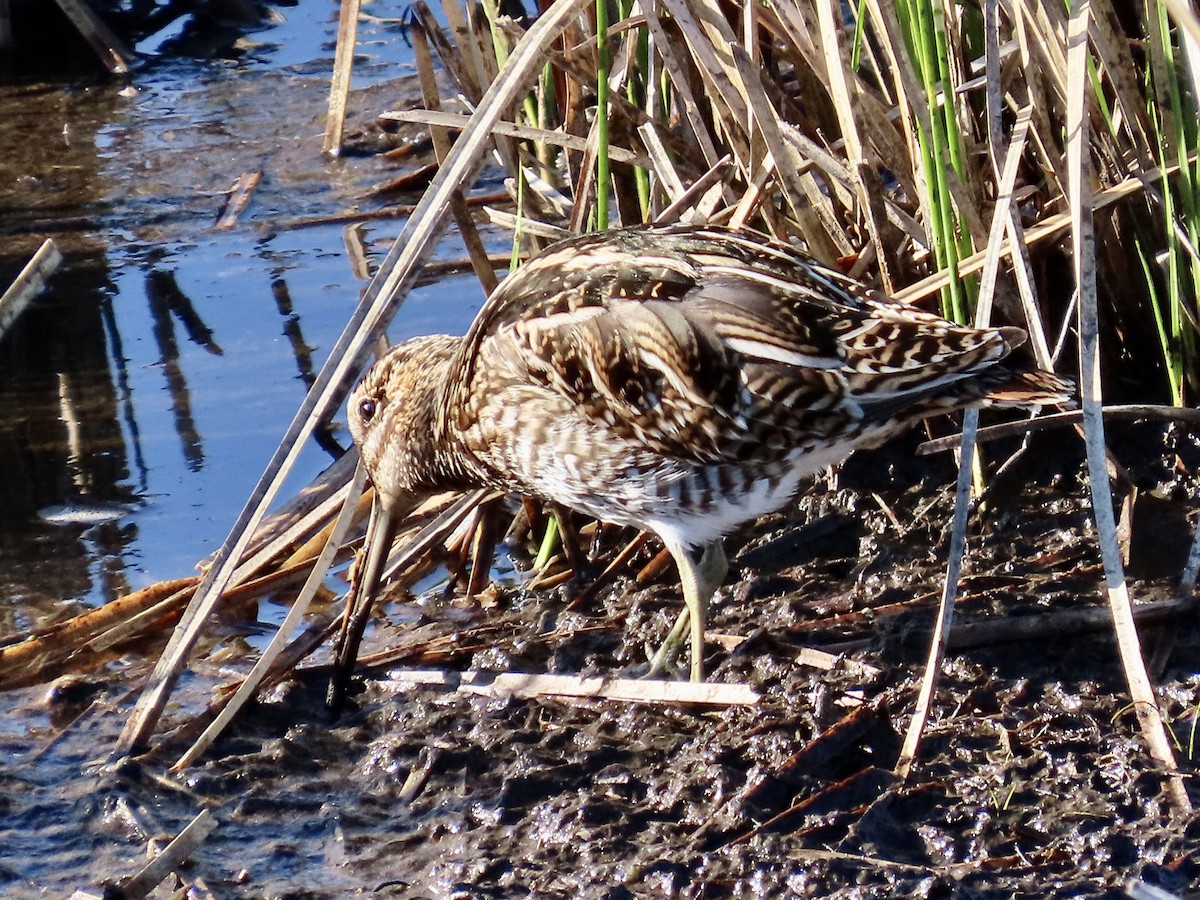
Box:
7;428;1200;898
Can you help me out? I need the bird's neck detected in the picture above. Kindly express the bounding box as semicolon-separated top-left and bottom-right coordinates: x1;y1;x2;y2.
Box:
401;349;480;493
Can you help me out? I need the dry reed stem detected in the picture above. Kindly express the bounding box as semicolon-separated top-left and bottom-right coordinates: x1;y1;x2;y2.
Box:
638;121;689;204
119;809;217;900
380;109;647;165
176;488;480;766
322;0;361;155
485;207;570;240
172;464;371;768
411;1;480;103
0;578;197;688
654;155;733;226
411;17;500;294
48;0;132;73
381;668;760;706
0;239;62;342
929;596;1200;654
729;45;821;241
1066;0;1190;815
233;452;360;573
640;4;725;173
893;153;1200;306
214;171;261;230
813;0;892;291
895;107;1034;781
917;404;1200;455
0;522;353;691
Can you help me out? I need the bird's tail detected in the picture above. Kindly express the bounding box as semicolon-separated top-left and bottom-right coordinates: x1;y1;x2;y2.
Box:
859;365;1075;423
974;367;1076;409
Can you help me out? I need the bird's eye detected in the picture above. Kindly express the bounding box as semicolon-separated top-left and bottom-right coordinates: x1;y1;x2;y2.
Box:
358;398;379;422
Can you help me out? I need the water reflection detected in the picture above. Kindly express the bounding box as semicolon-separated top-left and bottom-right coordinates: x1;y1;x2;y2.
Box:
0;262;130;522
0;250;138;625
99;291;148;491
145;266;223;471
0;0;480;630
271;276;315;390
270;273;343;457
0;232;363;621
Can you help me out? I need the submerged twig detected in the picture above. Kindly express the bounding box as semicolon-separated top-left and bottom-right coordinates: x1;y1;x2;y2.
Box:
214;172;262;230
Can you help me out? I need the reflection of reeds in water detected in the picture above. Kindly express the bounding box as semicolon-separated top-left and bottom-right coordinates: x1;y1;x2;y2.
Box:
14;0;1193;807
270;276;345;458
0;263;129;518
0;249;139;624
145;269;224;473
0;234;353;651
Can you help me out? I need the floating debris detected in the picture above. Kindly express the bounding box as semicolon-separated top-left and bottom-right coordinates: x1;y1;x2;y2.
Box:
37;499;135;527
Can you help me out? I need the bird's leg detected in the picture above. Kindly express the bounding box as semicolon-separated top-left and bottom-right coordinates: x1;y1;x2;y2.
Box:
645;541;728;682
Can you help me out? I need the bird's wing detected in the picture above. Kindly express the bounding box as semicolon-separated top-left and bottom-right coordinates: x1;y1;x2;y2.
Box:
448;226;1018;464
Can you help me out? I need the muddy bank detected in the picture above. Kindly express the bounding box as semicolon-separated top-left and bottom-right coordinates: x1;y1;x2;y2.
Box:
5;427;1198;897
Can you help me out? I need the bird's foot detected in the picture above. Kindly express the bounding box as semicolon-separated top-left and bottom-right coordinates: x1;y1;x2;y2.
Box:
634;604;691;679
638;639;685;680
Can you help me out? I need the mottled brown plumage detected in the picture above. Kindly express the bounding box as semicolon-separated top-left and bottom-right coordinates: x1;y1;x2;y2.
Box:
343;225;1072;683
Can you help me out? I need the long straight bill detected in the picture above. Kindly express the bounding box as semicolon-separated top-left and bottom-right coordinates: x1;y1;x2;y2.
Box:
326;487;406;709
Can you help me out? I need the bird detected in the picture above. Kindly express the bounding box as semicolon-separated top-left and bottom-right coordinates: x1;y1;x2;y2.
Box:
337;224;1073;687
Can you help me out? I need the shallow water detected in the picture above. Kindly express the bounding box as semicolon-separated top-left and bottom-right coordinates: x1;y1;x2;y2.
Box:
0;1;490;634
0;5;508;893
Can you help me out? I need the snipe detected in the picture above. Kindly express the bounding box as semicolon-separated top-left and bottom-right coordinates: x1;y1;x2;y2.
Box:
335;225;1072;690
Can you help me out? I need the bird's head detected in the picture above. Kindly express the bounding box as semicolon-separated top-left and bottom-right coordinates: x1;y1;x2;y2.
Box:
348;333;461;514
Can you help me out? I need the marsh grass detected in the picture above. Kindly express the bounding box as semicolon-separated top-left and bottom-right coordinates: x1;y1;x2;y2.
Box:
381;0;1200;810
1143;0;1200;405
381;0;1192;425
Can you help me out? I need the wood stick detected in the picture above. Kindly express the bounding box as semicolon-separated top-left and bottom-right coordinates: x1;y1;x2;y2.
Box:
48;0;132;73
323;0;363;156
119;810;217;900
381;668;760;706
917;404;1200;456
1064;0;1188;814
214;172;262;230
0;239;62;342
